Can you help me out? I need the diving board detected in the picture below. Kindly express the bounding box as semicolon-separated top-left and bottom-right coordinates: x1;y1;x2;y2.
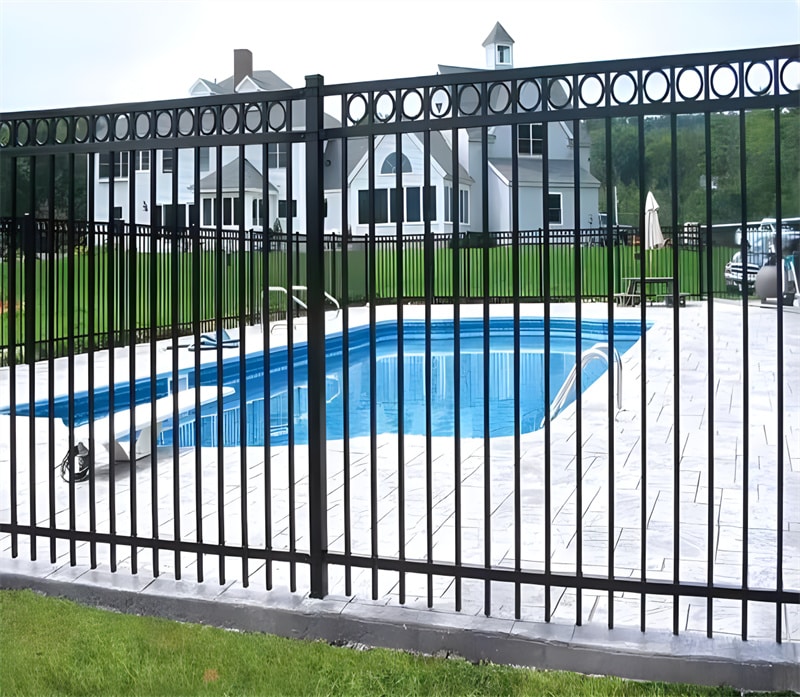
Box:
60;386;234;482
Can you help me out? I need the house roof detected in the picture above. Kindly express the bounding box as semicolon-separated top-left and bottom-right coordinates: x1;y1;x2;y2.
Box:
335;131;474;189
190;69;341;129
191;78;228;96
490;158;600;187
197;70;293;94
198;158;279;193
482;22;514;47
430;132;474;183
435;67;574;139
437;64;484;75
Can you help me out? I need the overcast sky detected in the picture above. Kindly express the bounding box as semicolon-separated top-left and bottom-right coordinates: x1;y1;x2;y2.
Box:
1;0;798;113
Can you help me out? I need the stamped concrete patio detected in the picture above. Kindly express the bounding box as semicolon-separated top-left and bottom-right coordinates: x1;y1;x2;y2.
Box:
1;298;798;689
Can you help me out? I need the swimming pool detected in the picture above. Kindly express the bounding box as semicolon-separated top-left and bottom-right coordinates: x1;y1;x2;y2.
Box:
17;317;644;446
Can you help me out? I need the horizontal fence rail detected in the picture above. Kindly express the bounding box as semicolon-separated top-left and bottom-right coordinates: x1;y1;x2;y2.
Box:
0;43;798;658
0;218;741;361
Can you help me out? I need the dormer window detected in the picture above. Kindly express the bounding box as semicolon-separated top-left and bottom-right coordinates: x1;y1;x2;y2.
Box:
496;45;511;65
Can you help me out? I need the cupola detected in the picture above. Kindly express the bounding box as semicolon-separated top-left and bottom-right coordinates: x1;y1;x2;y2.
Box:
482;22;514;70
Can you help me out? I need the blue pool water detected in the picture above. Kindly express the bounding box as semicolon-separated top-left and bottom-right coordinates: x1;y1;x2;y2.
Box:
16;318;644;446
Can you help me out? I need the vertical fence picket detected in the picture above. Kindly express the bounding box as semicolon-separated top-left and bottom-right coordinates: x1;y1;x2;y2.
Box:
0;47;796;663
773;105;785;644
46;156;56;564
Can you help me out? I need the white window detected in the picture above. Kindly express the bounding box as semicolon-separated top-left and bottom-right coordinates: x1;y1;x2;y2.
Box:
202;198;213;226
252;199;264;227
162;150;174;173
135;151;149;172
98;152;129;180
459;189;469;225
199;147;210;172
358;190;387;224
445;187;469;225
497;45;511;65
268;143;288;169
278;199;297;218
202;197;242;227
548;193;562;225
380;152;412;174
404;188;420;222
388;188;419;222
358;186;435;224
220;196;242;226
518;124;544;156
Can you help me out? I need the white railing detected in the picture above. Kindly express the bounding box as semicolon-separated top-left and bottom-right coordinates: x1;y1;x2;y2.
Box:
542;342;622;427
262;286;340;333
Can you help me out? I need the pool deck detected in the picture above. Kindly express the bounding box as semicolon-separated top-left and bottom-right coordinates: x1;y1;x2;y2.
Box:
1;298;799;690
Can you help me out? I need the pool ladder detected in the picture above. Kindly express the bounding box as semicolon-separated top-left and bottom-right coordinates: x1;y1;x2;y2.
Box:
262;286;340;333
542;342;622;427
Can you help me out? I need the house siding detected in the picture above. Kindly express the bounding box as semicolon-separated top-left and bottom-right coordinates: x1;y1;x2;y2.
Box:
348;133;461;237
91;35;600;242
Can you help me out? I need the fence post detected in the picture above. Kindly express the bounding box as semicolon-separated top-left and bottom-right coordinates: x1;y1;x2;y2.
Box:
304;74;328;598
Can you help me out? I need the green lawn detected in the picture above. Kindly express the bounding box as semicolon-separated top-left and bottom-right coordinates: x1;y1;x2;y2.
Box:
0;590;788;697
0;242;736;363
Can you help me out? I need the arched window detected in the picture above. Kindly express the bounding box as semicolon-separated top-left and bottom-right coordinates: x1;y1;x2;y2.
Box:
381;152;412;174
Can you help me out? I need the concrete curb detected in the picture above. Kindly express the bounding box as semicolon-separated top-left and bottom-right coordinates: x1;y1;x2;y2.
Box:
2;559;797;693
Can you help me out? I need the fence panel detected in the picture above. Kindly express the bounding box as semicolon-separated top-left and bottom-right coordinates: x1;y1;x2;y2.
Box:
0;45;797;653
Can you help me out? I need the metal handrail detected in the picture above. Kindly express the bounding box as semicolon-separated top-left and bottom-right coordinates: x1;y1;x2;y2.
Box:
263;286;340;332
288;285;340;318
542;342;622;427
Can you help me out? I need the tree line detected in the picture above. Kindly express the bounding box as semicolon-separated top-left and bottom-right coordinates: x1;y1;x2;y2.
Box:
0;154;88;220
585;108;800;228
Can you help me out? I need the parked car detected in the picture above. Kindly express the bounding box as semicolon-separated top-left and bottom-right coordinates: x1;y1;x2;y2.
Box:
725;220;800;293
734;217;800;245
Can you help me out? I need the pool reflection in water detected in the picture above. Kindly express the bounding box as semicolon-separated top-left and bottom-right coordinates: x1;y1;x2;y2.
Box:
168;317;643;446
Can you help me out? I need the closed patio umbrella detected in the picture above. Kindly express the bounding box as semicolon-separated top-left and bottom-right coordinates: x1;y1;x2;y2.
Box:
643;190;666;279
644;191;665;250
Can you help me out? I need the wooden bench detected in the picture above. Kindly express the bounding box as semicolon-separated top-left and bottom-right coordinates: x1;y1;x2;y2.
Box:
60;386;234;481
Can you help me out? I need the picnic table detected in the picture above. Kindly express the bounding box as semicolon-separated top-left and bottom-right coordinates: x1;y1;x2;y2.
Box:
615;276;688;307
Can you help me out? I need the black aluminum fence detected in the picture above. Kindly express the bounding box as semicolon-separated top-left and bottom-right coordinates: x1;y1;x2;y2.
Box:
0;44;798;648
0;217;739;362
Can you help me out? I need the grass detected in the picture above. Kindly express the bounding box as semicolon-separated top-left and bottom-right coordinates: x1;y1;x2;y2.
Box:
0;242;736;363
0;590;790;697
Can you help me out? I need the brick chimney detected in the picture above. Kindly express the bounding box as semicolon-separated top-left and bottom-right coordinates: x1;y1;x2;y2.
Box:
233;49;253;91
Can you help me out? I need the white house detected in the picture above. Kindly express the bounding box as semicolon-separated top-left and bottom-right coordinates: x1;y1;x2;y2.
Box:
92;49;339;239
92;26;599;241
333;23;598;237
344;131;474;237
438;22;600;232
